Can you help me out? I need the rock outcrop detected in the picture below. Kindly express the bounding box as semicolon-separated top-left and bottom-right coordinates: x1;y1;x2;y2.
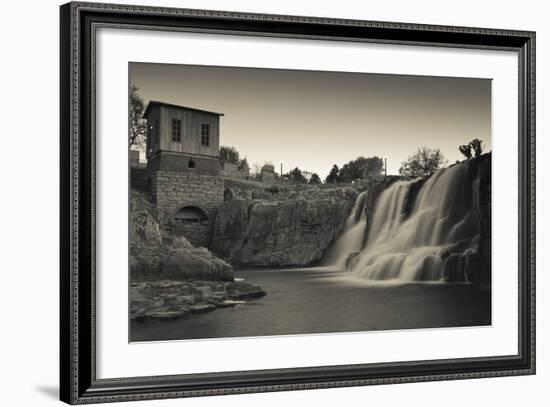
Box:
210;187;358;266
462;152;491;282
131;279;266;321
130;192;234;282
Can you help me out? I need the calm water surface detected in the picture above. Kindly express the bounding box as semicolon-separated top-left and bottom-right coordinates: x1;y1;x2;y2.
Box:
131;267;491;342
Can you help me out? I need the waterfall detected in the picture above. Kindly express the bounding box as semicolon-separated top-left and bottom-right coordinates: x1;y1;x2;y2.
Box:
323;191;368;269
352;163;482;282
324;160;486;282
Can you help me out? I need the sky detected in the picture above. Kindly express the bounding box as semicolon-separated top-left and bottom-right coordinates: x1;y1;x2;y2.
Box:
130;62;491;178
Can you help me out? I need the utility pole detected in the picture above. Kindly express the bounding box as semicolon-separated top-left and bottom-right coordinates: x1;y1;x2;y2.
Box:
384;156;387;176
280;162;283;184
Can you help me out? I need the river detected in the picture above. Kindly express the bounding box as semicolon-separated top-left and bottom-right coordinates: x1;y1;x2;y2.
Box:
131;267;491;342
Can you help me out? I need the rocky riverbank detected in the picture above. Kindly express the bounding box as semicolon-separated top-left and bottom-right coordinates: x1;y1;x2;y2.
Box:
130;191;234;282
130;190;268;322
131;279;266;321
131;236;235;282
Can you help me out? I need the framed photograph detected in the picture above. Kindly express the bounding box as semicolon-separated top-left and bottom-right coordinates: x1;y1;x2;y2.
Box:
60;1;536;404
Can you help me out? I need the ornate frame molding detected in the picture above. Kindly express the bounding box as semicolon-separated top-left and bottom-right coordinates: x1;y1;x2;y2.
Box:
60;2;535;404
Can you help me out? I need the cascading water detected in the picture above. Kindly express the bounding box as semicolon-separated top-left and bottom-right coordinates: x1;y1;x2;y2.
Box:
323;191;368;269
327;161;486;282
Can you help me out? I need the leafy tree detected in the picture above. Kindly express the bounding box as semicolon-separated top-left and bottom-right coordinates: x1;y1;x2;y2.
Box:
458;138;484;160
309;173;322;185
325;165;339;183
238;157;250;173
325;165;340;184
339;156;384;183
469;138;483;157
365;156;385;178
287;167;308;183
398;147;447;177
129;85;147;151
219;146;240;164
459;144;473;159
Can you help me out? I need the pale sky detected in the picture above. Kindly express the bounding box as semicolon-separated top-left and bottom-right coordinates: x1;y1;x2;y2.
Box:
130;62;491;178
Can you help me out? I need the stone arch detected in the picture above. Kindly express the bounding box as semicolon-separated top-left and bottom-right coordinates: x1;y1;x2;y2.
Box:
173;205;210;247
174;205;208;223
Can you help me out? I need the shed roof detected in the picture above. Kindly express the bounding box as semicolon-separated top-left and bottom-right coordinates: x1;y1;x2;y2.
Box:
143;101;224;118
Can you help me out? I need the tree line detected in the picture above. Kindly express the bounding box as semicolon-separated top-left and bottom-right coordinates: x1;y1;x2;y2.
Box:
325;156;384;184
130;86;485;182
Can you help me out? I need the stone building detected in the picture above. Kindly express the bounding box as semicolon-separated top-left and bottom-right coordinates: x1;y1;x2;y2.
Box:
260;164;276;183
143;101;225;247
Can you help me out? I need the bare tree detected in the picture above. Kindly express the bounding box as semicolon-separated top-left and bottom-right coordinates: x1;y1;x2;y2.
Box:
251;163;262;176
129;85;147;152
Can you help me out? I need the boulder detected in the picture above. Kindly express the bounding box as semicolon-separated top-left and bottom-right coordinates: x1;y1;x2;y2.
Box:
130;207;161;246
131;237;234;282
226;281;266;300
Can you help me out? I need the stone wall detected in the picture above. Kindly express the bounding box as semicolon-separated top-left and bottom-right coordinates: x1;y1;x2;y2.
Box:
151;171;225;213
174;221;210;248
147;151;221;176
150;171;224;247
220;162;250;180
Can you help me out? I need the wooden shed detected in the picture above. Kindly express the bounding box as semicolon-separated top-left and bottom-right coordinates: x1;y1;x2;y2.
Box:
143;101;224;175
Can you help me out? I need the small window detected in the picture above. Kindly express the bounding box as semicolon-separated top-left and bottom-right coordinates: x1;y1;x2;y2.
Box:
201;124;210;146
188;159;196;169
171;119;181;142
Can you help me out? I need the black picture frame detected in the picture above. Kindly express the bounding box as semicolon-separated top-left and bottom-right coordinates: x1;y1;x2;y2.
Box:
60;2;536;404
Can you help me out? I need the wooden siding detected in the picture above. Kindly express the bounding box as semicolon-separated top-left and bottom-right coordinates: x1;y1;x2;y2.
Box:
159;106;220;158
145;105;161;159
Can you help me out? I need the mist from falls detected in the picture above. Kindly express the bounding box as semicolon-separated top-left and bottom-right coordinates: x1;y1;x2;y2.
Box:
327;162;483;282
322;191;368;269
